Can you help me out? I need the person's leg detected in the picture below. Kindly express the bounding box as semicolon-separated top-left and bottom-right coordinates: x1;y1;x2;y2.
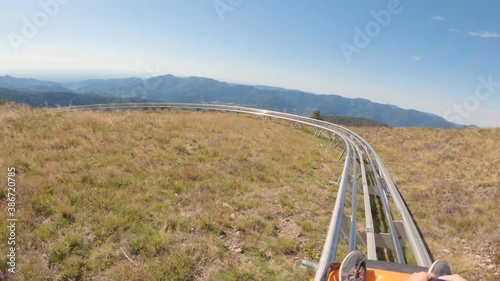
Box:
339;250;366;281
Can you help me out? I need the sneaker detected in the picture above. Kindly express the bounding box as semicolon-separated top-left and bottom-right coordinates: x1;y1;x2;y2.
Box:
428;260;452;277
339;250;366;281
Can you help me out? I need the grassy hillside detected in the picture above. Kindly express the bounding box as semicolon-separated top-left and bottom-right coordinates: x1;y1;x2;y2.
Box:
354;127;499;281
0;105;342;280
0;106;497;280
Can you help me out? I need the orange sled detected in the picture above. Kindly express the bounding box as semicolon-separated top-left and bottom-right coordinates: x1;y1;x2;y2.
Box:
327;260;429;281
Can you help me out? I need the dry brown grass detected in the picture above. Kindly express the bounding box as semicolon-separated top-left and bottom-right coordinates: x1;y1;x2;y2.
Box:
0;105;344;280
354;127;500;281
1;105;498;280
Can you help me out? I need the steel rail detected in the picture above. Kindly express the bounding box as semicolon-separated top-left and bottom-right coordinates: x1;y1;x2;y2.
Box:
376;157;433;266
273;111;433;267
227;106;432;266
314;134;352;281
256;109;429;266
348;147;358;253
57;103;433;278
328;127;433;267
347;138;377;260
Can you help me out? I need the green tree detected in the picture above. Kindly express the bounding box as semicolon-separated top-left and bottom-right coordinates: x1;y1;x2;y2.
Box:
311;109;322;120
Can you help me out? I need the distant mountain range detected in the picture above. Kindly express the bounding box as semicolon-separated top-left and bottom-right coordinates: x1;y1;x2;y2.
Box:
0;87;150;107
0;75;461;128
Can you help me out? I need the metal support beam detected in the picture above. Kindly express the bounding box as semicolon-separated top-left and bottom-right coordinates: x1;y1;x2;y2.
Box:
314;128;324;138
332;140;341;149
338;148;346;162
330;137;337;148
367;185;381;196
301;260;318;270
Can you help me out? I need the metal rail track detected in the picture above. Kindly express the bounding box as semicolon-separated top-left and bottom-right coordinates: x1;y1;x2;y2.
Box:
57;103;433;280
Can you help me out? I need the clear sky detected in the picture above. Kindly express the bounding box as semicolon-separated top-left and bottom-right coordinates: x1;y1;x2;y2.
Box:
0;0;499;127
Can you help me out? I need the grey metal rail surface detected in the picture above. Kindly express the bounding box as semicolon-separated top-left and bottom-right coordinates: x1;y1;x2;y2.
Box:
57;103;433;280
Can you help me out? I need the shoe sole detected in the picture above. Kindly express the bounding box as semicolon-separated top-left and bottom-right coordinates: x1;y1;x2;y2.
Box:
339;250;365;281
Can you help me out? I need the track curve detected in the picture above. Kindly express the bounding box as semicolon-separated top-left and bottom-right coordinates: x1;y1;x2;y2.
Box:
56;103;433;280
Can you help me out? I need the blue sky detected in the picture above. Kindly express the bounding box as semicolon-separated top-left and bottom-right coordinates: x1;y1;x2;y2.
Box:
0;0;499;127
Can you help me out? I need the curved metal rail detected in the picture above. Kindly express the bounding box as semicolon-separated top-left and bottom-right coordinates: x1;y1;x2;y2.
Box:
56;103;432;280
